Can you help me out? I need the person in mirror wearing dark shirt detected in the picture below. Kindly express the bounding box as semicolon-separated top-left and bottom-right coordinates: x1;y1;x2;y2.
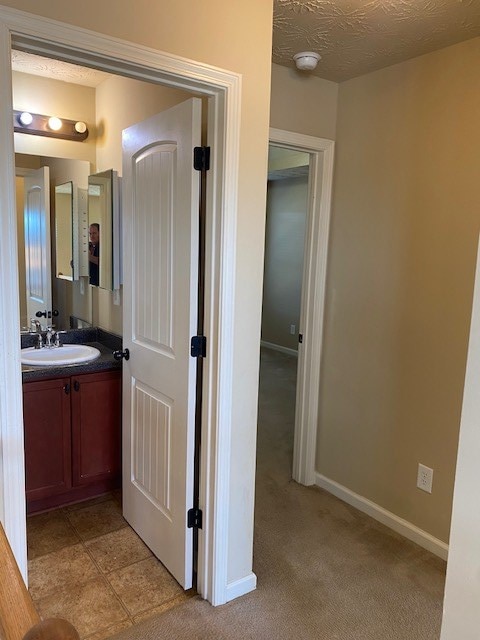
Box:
89;223;100;286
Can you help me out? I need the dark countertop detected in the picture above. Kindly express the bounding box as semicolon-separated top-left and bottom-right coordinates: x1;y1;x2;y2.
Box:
21;328;122;382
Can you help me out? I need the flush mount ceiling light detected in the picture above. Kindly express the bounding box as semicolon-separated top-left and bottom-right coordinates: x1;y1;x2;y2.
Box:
293;51;321;71
13;110;89;141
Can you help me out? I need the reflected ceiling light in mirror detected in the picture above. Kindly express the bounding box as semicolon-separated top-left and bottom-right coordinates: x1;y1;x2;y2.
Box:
13;110;89;141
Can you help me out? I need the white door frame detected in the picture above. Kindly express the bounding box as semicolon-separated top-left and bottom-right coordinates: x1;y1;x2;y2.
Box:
0;5;240;606
268;128;335;486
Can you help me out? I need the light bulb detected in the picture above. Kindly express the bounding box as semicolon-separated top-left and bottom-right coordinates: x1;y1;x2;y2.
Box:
48;116;62;131
18;111;33;126
74;121;87;134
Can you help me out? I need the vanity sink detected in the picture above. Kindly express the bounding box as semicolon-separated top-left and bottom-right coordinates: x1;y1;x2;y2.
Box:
21;344;101;366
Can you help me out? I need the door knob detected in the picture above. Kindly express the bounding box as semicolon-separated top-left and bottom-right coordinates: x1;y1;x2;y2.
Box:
113;348;130;361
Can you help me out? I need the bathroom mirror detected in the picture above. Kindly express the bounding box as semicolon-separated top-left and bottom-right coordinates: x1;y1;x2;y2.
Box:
16;154;92;331
54;181;74;281
88;169;120;290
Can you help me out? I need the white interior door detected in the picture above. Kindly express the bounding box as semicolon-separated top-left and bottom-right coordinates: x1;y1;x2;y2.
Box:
122;98;201;589
24;167;52;323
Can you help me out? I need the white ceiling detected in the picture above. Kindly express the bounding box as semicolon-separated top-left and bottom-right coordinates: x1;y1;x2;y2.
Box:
273;0;480;82
11;50;110;87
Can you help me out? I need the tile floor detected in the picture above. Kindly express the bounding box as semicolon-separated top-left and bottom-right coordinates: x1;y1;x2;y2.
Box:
27;492;194;640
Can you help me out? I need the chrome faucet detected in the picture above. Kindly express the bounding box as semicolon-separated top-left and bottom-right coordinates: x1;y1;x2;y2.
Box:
35;333;43;349
45;326;56;348
30;318;43;333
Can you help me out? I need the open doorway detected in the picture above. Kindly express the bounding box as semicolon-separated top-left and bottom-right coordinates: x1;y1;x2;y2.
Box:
13;53;201;635
261;129;335;490
0;15;240;600
257;145;309;483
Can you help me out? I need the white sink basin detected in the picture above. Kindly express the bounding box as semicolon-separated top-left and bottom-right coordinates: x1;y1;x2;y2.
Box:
21;344;101;366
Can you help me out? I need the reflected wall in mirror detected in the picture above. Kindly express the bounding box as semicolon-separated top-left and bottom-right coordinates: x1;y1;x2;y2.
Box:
55;181;74;281
88;170;119;290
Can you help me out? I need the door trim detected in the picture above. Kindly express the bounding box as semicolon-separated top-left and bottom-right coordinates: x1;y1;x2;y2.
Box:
0;6;240;605
269;128;335;486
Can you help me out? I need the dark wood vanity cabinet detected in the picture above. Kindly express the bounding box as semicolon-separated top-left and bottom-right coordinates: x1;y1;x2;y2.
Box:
23;377;72;503
71;371;122;486
23;369;121;513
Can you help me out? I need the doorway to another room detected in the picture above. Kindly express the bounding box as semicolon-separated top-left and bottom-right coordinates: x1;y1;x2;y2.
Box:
257;144;309;485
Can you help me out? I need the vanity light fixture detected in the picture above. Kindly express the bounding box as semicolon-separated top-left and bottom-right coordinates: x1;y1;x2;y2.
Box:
13;110;89;141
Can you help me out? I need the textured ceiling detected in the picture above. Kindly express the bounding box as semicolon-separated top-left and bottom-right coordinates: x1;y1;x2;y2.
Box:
11;50;110;87
273;0;480;81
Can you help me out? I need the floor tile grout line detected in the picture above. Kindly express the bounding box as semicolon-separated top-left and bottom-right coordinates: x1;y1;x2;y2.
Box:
26;506;81;562
27;492;195;635
81;535;134;625
63;494;128;543
101;550;154;578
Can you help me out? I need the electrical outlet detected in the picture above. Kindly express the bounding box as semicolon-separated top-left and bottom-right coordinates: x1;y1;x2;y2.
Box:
417;463;433;493
290;324;296;335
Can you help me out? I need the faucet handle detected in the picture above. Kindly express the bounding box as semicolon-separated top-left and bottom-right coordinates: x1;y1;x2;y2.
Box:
30;318;43;332
54;330;67;348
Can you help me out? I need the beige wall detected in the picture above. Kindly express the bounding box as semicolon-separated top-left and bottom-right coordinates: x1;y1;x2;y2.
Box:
95;74;192;173
318;37;480;543
93;74;192;335
12;71;96;164
262;176;308;351
3;0;273;588
270;63;338;140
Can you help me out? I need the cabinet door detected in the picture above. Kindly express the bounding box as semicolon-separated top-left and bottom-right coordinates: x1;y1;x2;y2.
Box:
23;377;72;501
71;370;121;486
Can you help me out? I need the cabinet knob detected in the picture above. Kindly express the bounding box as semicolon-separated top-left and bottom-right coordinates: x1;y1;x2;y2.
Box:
73;380;80;392
63;383;70;395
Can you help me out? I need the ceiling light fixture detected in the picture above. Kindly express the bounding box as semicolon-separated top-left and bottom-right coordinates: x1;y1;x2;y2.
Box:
293;51;321;71
13;110;89;141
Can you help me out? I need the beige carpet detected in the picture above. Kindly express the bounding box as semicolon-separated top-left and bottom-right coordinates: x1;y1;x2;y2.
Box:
112;347;446;640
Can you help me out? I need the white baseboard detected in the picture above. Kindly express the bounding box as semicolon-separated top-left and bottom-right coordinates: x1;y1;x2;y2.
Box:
225;572;257;602
315;473;449;561
260;340;298;357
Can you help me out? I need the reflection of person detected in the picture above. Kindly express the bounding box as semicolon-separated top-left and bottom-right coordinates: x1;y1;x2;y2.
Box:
89;223;100;286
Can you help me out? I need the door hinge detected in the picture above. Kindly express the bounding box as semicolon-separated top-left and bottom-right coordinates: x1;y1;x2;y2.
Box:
298;333;303;344
191;335;207;358
187;507;203;529
193;146;210;172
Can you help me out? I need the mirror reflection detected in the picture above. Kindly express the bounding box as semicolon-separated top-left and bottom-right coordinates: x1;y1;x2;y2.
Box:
55;181;74;281
88;170;116;290
88;222;100;286
15;154;92;331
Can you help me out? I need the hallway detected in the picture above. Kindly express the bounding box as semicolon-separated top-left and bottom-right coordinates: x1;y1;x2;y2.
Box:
110;346;446;639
